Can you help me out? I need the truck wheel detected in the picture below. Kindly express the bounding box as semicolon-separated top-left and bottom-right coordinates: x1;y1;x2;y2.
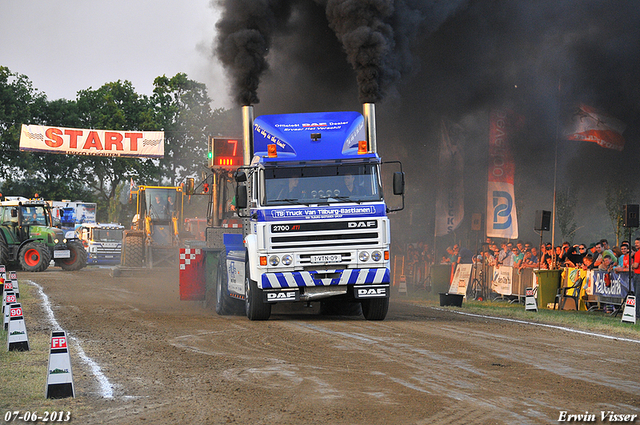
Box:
216;252;243;315
361;298;389;321
245;262;271;320
0;235;8;265
122;233;144;267
58;240;88;271
19;242;52;272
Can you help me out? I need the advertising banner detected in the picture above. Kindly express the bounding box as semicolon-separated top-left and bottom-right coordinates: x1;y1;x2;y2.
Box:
491;265;513;296
20;124;164;158
564;104;625;151
487;110;520;239
435;120;464;236
590;270;629;298
449;264;472;296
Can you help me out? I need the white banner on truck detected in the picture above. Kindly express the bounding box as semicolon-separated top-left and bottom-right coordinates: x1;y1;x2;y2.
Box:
20;124;164;158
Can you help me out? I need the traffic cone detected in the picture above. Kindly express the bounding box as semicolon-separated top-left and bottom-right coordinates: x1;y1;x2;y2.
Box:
46;331;75;398
3;290;16;331
2;278;11;297
8;271;18;298
7;303;29;351
0;265;5;289
525;287;538;312
621;295;636;325
398;275;407;294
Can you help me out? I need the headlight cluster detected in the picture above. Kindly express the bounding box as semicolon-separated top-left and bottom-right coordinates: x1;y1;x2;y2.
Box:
267;254;293;267
359;250;386;262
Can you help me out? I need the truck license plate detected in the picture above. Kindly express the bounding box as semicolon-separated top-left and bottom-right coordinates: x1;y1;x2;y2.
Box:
54;250;71;259
311;255;341;263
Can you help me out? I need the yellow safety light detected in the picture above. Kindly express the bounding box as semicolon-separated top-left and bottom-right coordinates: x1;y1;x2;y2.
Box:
268;144;278;158
358;140;368;154
260;256;268;266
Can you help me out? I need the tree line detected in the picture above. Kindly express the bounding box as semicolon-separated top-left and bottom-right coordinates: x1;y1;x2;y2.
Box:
0;66;238;223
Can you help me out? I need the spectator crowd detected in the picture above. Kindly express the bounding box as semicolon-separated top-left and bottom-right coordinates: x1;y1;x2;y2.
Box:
398;236;640;295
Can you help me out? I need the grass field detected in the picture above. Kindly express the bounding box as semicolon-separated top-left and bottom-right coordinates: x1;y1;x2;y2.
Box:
1;284;84;416
402;288;640;339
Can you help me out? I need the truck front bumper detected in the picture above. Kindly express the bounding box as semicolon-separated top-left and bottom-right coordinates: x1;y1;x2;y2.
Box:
261;268;390;289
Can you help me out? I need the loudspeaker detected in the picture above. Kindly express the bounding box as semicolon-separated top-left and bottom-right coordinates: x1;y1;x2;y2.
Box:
623;204;639;228
534;210;551;231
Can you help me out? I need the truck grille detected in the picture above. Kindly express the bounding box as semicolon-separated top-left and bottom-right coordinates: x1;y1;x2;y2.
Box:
268;219;381;251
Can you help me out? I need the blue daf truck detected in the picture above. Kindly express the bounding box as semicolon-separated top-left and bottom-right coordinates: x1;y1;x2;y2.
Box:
212;104;404;321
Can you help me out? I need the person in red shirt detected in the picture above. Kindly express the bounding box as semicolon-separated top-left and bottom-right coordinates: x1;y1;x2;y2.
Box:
631;239;640;317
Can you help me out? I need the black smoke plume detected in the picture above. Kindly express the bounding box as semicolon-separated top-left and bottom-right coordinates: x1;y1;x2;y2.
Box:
212;0;640;246
214;0;295;105
214;0;466;105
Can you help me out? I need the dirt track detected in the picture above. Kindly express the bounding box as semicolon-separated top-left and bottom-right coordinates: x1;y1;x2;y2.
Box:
12;267;640;424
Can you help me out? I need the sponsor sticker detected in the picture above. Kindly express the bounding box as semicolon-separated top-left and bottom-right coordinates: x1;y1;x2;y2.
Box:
354;285;389;299
264;290;300;302
51;336;67;349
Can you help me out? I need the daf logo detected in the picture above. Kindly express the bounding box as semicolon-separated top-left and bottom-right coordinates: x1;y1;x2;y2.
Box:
266;291;297;300
357;288;387;296
348;221;376;228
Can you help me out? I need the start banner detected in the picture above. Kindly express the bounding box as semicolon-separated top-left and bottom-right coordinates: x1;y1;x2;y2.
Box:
20;124;164;158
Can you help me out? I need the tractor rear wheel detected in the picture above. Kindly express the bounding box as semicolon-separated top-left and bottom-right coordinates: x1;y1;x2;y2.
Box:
0;236;8;266
19;242;52;272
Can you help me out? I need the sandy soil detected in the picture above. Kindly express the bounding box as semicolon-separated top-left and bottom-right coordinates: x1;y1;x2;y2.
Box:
12;266;640;424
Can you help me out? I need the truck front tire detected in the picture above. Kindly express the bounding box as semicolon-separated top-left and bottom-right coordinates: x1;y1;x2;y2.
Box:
361;297;389;321
245;262;271;321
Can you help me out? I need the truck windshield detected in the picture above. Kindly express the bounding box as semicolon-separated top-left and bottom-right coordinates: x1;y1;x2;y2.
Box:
263;163;381;206
93;229;123;242
21;206;49;226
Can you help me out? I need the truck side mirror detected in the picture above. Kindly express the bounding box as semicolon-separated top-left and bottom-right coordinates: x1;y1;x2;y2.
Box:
11;208;17;218
235;186;248;209
235;171;247;183
393;172;405;195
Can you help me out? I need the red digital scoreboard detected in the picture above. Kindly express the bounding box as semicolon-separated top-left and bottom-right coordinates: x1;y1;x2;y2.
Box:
208;137;243;169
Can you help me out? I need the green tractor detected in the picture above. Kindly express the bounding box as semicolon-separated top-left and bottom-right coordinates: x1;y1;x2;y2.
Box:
0;197;87;272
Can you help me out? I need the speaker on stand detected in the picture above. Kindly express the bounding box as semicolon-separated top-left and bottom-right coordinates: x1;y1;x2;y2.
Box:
534;210;551;255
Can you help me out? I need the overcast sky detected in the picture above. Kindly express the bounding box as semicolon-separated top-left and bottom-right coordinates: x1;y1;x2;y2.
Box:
0;0;232;108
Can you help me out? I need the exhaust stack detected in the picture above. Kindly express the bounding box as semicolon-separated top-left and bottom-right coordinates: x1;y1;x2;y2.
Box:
363;103;377;154
242;105;254;166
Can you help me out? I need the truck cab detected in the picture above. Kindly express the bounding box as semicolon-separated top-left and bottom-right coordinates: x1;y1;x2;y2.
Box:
217;108;404;321
75;223;124;265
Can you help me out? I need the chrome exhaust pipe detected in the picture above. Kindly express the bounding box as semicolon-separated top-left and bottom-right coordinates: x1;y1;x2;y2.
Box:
242;105;254;166
363;103;377;154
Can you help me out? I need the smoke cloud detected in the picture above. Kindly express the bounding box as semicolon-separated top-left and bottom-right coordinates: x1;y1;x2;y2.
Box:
212;0;640;246
214;0;466;105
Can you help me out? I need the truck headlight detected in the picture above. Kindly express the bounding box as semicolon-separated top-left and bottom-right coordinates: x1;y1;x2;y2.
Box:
371;251;382;261
359;251;370;262
282;254;293;266
269;255;280;266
